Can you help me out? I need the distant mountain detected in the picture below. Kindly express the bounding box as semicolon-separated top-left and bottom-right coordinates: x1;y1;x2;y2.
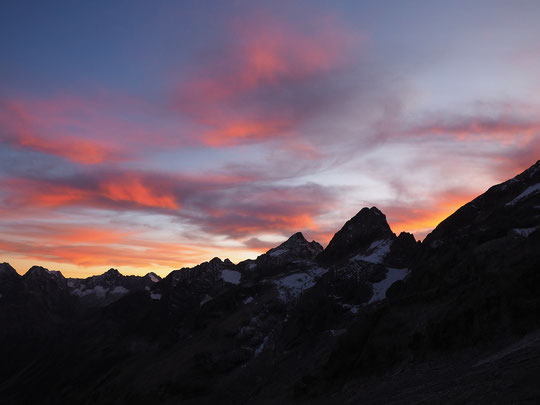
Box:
0;160;539;404
68;268;160;307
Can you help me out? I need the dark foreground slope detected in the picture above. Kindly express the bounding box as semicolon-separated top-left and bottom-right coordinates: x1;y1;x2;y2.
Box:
0;160;539;405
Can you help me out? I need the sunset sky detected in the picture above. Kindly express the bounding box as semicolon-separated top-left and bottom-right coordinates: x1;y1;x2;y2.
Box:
1;0;540;277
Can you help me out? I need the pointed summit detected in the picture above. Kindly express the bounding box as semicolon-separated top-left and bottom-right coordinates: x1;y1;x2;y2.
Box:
265;232;323;259
24;266;65;280
317;207;395;265
102;268;122;278
209;257;224;265
287;231;308;242
275;232;308;249
0;262;18;277
144;272;161;283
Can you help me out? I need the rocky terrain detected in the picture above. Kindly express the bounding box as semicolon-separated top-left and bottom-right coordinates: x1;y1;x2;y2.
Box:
0;160;539;404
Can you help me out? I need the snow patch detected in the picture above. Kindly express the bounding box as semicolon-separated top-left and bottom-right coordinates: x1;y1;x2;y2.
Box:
200;294;213;306
369;268;409;304
274;267;327;301
150;293;162;300
512;227;538;238
72;285;109;298
351;239;392;264
111;286;129;294
148;273;159;283
248;263;257;270
254;335;269;357
506;183;540;206
221;269;241;284
269;249;287;257
243;296;254;304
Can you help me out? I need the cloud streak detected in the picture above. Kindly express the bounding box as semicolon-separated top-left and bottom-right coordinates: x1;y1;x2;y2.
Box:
1;166;339;242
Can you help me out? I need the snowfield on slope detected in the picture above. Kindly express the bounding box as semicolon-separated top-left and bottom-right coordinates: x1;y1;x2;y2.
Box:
221;269;241;284
506;183;540;206
512;227;538;238
368;267;410;303
273;267;327;301
72;285;109;298
351;239;392;264
269;249;287;257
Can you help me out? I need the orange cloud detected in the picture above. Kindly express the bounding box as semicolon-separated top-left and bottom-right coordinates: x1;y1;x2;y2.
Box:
32;184;92;207
2;174;181;211
203;118;291;146
100;177;180;209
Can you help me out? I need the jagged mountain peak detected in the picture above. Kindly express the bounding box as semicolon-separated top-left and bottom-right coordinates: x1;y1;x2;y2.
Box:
24;265;65;280
396;231;416;243
209;257;224;265
352;206;389;222
144;272;161;283
276;231;320;249
287;231;307;242
0;262;18;276
102;268;122;278
68;267;157;307
264;232;323;260
317;206;394;264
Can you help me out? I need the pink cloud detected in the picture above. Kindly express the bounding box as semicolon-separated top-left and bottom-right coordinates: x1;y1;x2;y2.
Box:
409;115;540;143
173;13;359;147
0;93;183;164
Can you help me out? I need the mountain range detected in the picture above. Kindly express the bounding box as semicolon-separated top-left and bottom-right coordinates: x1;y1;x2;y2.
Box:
1;160;539;404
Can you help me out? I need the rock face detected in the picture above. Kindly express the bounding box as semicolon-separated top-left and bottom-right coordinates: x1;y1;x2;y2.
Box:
0;160;539;405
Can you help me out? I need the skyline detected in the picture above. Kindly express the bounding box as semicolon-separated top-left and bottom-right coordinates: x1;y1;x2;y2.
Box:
1;0;540;277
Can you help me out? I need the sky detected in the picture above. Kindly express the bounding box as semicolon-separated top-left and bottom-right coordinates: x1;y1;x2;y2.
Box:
1;0;540;277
